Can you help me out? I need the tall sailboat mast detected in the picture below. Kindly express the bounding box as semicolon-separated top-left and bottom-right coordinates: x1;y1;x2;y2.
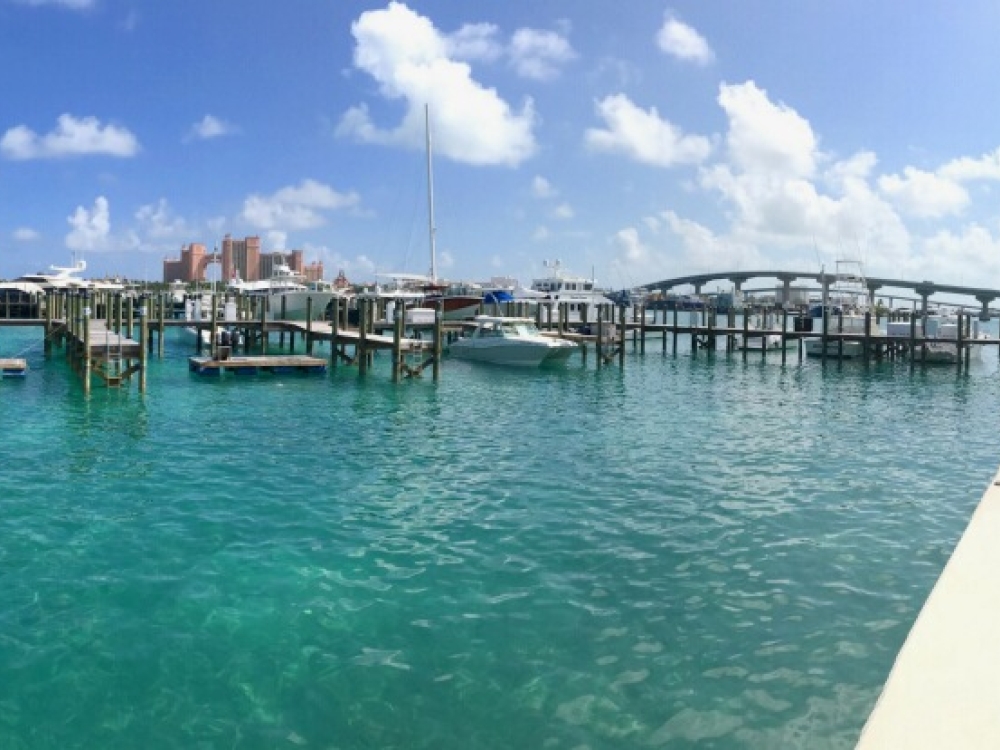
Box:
425;104;437;284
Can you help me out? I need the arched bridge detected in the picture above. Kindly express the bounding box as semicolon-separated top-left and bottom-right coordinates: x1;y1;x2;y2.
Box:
642;270;1000;316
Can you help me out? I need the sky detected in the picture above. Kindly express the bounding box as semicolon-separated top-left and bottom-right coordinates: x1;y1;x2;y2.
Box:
4;0;1000;295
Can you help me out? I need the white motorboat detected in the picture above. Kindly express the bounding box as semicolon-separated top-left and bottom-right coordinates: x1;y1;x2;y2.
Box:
229;261;346;321
449;315;578;367
736;313;795;350
887;311;989;364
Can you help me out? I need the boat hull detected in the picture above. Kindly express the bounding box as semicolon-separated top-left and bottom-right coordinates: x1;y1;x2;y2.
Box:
449;339;576;367
270;291;342;321
803;338;868;358
419;295;483;321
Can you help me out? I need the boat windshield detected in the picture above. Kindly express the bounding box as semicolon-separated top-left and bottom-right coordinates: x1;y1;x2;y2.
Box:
501;321;539;336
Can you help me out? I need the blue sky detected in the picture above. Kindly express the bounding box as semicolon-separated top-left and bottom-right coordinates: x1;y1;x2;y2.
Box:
4;0;1000;293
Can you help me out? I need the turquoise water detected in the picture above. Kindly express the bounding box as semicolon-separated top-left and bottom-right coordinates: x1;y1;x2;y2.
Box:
2;322;999;749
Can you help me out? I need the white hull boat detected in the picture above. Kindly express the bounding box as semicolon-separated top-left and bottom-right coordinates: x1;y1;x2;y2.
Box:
449;315;577;367
230;262;345;321
803;260;878;359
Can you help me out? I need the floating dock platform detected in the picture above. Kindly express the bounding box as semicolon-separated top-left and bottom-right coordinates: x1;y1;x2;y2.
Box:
188;353;327;376
0;358;27;377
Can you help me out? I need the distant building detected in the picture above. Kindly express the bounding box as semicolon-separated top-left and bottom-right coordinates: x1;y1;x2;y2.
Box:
221;234;261;282
163;236;324;283
162;243;219;282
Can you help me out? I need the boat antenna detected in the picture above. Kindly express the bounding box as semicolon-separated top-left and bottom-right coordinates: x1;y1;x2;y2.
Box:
425;103;437;284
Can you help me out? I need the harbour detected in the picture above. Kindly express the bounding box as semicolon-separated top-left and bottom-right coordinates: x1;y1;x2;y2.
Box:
3;310;1000;748
9;0;1000;746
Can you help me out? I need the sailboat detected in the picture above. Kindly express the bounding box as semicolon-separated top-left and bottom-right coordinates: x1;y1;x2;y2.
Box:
414;105;484;321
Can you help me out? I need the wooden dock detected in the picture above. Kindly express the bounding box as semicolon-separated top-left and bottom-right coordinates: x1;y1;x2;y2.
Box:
188;353;328;376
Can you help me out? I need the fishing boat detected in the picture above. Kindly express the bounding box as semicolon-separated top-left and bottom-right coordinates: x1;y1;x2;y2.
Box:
887;311;989;364
803;260;879;358
449;315;578;367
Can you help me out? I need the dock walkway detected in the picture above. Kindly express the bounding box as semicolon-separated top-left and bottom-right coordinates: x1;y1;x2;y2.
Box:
857;470;1000;748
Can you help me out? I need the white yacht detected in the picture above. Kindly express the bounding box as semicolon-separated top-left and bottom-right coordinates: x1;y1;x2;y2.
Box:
229;261;346;321
6;258;123;293
524;260;614;322
449;315;578;367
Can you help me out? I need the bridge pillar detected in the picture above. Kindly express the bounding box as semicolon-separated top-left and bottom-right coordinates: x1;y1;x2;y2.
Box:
976;295;996;322
782;279;792;307
693;283;703;296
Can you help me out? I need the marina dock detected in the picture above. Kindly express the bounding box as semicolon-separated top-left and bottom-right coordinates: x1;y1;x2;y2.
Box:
857;469;1000;748
5;278;1000;396
188;353;327;376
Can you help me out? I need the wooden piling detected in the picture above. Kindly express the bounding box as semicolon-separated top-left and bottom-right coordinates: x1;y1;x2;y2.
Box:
781;309;789;365
139;296;148;393
358;298;368;375
306;297;314;355
392;305;403;382
82;293;92;396
433;302;443;381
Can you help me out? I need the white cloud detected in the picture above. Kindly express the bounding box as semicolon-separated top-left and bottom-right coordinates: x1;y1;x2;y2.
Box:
939;147;1000;182
719;81;817;178
532;175;556;198
508;28;575;81
267;230;288;251
878;167;969;219
66;196;111;252
656;15;714;65
919;224;1000;282
338;2;536;167
585;94;712;167
13;228;40;241
134;199;189;240
1;114;139;160
242;179;360;230
186;115;236;142
670;80;914;277
447;23;503;62
553;202;574;220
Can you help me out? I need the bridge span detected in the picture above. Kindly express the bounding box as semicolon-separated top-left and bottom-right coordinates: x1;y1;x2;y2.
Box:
642;270;1000;317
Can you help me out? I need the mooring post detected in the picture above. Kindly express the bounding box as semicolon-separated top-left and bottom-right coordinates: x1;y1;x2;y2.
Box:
392;305;403;382
618;305;627;368
672;310;677;357
259;297;268;355
306;296;314;355
358;298;368;375
82;291;92;397
139;295;148;394
433;301;443;381
781;308;789;365
958;312;966;371
158;292;166;358
44;290;53;356
864;311;871;363
330;296;340;367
